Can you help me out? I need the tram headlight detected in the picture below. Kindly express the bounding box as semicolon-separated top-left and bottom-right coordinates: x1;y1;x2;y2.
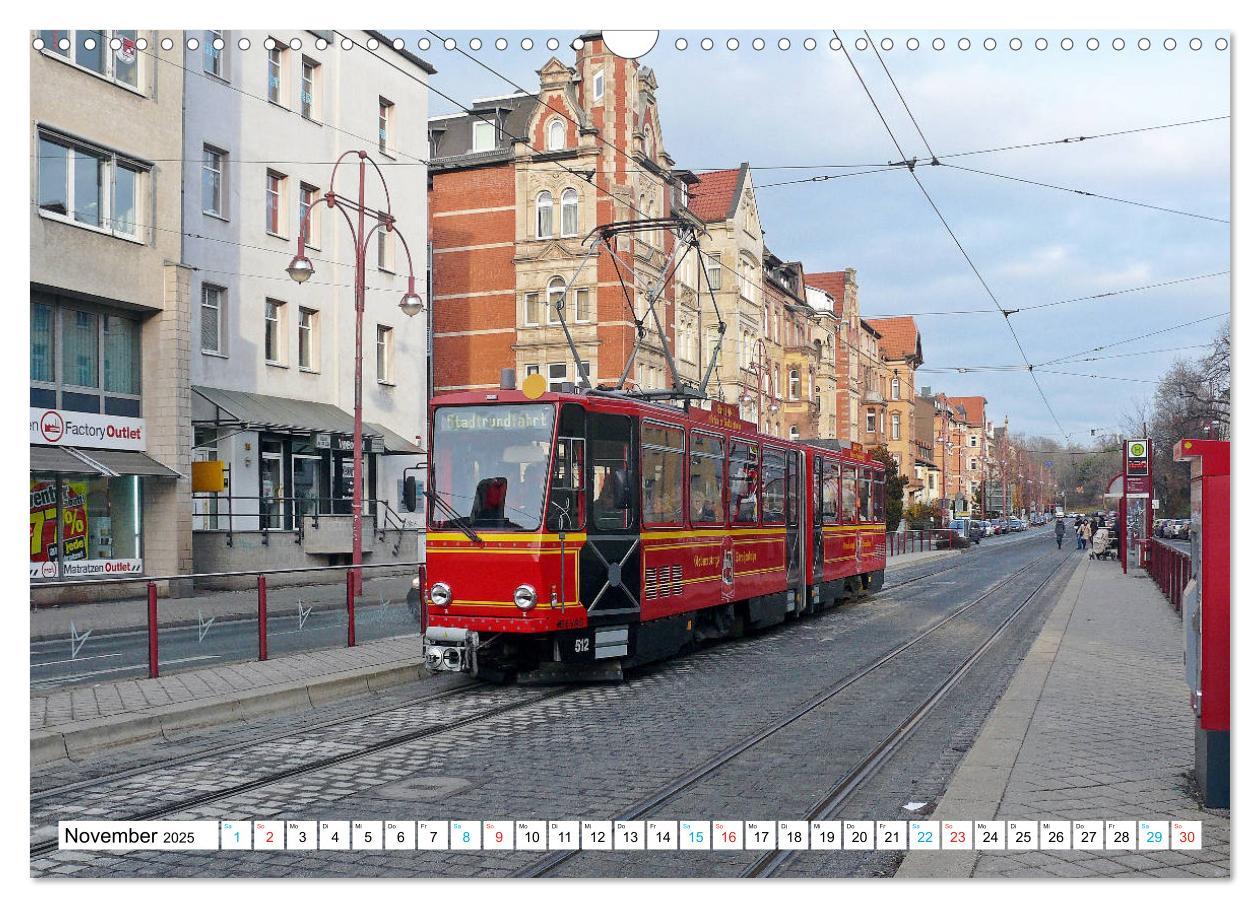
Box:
429;582;452;607
513;584;537;611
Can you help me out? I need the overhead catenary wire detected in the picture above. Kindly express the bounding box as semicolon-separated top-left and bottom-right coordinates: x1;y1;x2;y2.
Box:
1038;312;1230;367
940;161;1230;224
842;31;1069;442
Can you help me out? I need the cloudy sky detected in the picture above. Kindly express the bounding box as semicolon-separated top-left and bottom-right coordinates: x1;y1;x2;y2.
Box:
412;29;1230;441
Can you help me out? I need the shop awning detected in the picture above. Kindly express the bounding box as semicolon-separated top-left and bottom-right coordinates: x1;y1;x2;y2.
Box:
194;385;422;454
30;445;179;478
365;422;423;455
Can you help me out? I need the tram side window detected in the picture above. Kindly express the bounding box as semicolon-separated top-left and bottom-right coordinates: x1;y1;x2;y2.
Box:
873;475;885;524
840;464;857;523
729;440;760;525
592;445;633;531
689;431;724;525
821;459;840;525
858;468;872;523
762;448;786;525
642;422;684;527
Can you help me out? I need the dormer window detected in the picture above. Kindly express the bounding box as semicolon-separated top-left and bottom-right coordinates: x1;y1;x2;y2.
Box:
472;120;496;152
546;118;565;151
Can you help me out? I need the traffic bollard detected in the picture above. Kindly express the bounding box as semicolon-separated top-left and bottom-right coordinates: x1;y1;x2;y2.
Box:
257;574;268;661
147;581;159;679
345;566;355;644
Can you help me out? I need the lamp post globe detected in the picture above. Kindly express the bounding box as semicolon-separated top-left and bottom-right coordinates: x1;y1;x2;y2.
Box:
399;286;424;318
286;254;315;284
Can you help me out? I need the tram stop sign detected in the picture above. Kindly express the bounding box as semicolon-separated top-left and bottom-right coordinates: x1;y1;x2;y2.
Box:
1124;438;1152;495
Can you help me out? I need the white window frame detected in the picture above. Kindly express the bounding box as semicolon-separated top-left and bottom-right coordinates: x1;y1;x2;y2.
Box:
536;190;554;239
376;325;394;384
265;170;287;237
377;214;395;273
524;291;541;327
378;96;394;156
471;120;496;152
267;41;286;105
200;284;226;355
560;188;579;237
788;369;800;401
301;57;320;120
547;276;566;325
264;299;286;365
546;118;565;151
299;182;320;248
866;409;876;433
202;145;226;218
593;69;605;102
204;30;224;79
547;362;567;392
36;131;144;242
298;306;319;371
705;254;722;290
573;287;590;323
38;30;144;94
892;412;902;441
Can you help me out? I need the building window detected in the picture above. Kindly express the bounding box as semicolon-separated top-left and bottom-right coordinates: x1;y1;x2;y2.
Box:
301;58;320;120
298;307;318;370
265;170;286;236
866;409;876;433
892;375;901;400
204;31;224;78
40;30;140;90
789;426;800;441
30;474;143;576
547;362;567;392
471;119;496;152
376;325;394;383
788;369;800;401
267;41;285;104
202;146;225;217
593;69;605;102
31;294;142;415
970;434;978;447
573;288;590;322
536;191;554;239
201;285;225;354
378;97;394;155
264;300;285;365
547;277;566;324
524;292;541;326
377;214;394;272
705;254;722;290
892;412;901;440
299;183;319;248
560;188;579;237
37;132;142;239
970;458;978;471
546;118;565;151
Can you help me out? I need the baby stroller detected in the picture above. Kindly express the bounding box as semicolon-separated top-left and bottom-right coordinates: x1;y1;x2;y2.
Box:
1090;526;1114;560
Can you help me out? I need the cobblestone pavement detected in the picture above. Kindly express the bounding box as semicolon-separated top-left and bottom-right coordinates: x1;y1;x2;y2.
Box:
896;555;1229;878
33;534;1077;878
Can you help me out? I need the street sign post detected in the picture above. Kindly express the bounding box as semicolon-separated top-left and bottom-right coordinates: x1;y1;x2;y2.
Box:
1120;438;1153;573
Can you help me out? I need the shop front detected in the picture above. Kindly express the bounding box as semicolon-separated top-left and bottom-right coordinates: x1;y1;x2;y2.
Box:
30;409;179;581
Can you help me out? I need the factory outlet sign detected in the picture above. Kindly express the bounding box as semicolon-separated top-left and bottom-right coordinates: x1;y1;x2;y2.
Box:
30;408;146;451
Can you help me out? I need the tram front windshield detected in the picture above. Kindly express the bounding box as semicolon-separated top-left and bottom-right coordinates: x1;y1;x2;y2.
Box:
430;404;556;531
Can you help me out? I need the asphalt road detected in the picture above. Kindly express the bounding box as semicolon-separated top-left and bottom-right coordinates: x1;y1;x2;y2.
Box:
34;526;1080;878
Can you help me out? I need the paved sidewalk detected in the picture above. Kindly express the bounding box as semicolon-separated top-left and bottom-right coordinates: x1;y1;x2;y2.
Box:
31;635;427;765
899;554;1230;878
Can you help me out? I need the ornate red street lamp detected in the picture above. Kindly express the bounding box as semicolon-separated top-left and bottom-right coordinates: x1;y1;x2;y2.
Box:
738;337;780;432
287;150;424;601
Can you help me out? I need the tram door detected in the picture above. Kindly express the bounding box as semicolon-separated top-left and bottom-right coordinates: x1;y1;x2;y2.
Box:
580;412;642;621
785;449;806;611
812;454;826;582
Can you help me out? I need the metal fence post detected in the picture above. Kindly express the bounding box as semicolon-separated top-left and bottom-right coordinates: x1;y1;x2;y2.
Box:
147;581;159;679
346;569;357;647
257;574;268;661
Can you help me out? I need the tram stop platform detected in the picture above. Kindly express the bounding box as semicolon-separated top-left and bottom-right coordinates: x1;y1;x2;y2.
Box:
898;554;1230;878
31;636;430;766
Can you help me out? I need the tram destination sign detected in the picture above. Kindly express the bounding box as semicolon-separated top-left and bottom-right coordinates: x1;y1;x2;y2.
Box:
30;408;145;452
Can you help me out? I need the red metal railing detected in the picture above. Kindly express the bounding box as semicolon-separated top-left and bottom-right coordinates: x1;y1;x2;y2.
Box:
1147;538;1192;612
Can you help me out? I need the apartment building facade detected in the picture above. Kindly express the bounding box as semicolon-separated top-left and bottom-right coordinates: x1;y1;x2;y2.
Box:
866;315;923;489
30;30;191;600
428;34;685;399
183;30;433;574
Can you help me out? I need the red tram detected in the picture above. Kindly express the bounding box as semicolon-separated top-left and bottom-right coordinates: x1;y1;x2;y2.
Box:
419;386;886;680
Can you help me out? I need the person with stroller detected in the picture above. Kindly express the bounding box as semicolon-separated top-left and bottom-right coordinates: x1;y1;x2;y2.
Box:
1090;521;1112;560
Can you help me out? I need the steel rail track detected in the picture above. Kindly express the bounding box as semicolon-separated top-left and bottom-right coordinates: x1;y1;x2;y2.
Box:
30;683;569;858
514;548;1064;878
742;551;1071;877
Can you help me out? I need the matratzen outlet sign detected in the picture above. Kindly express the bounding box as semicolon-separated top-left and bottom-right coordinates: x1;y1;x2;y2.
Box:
30;408;146;451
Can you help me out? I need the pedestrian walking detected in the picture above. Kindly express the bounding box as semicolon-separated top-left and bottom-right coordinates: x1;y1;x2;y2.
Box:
1077;522;1089;550
1055;517;1066;549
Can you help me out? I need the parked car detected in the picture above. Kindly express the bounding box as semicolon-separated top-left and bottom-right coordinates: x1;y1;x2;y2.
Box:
943;518;977;548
